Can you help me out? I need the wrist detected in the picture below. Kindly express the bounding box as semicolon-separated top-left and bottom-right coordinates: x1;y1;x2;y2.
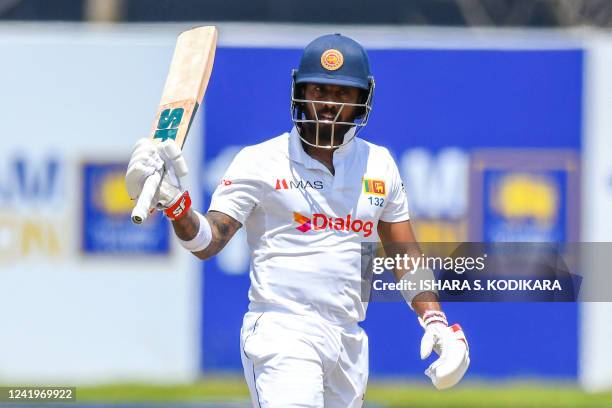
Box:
164;191;192;221
398;268;436;310
419;310;448;329
177;210;212;252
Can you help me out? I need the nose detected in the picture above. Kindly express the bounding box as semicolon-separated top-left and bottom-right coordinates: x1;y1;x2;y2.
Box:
318;104;339;120
322;101;337;112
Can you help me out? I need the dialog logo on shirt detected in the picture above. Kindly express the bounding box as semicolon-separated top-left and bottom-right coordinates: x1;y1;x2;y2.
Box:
276;178;323;190
293;212;312;232
363;178;386;196
293;212;374;237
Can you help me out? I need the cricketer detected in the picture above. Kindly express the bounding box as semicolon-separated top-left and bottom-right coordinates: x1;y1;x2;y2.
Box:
126;33;470;407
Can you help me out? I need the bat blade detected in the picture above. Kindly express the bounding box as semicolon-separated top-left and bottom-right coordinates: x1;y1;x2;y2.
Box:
131;26;218;224
152;26;218;148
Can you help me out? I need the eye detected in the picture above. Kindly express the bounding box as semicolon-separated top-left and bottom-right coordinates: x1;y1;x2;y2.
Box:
337;88;354;100
307;86;319;97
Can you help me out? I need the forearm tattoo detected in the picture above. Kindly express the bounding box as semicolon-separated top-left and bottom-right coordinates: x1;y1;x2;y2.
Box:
172;209;200;241
172;209;241;260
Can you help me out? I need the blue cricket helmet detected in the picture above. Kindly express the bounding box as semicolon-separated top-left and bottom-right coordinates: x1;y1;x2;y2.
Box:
294;33;372;90
291;33;375;149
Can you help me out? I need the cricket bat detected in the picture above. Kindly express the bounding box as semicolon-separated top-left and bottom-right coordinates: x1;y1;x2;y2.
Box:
131;26;218;224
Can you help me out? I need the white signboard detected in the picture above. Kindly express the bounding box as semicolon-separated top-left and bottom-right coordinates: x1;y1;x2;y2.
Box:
0;25;202;384
580;37;612;392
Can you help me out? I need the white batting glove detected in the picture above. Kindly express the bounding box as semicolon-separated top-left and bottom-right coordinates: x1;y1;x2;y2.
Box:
125;138;191;219
419;311;470;390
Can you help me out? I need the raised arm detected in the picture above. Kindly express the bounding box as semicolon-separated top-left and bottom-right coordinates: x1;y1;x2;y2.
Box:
126;137;245;261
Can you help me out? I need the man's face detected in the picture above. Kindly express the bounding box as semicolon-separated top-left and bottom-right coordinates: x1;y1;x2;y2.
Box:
301;83;361;147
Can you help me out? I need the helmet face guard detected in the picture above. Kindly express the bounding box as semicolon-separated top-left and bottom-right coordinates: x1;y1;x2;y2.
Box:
290;73;375;149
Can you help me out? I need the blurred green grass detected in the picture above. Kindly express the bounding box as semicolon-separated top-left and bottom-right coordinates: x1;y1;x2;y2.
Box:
74;377;612;408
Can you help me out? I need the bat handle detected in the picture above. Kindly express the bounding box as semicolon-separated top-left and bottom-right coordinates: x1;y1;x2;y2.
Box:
131;172;162;224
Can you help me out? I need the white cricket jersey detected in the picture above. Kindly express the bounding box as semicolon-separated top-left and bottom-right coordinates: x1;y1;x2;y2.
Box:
209;127;410;324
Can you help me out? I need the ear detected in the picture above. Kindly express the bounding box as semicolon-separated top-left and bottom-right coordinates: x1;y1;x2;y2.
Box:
355;90;368;117
296;84;306;99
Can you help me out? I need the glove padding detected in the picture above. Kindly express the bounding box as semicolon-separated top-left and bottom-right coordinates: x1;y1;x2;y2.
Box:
125;138;189;210
420;323;470;390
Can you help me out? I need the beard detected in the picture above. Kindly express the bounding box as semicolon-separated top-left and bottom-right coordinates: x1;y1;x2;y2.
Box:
300;120;354;147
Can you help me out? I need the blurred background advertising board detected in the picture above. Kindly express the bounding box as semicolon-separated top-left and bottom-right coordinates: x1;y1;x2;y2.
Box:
0;26;202;384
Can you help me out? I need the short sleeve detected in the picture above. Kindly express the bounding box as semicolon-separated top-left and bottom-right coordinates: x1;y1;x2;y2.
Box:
208;148;264;225
379;152;410;223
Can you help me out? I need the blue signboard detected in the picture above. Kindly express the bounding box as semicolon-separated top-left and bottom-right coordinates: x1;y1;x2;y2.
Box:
81;162;170;255
469;150;580;242
483;169;568;242
200;46;583;379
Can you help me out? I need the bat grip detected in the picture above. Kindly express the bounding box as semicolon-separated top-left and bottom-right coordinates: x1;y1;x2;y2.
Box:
131;172;162;224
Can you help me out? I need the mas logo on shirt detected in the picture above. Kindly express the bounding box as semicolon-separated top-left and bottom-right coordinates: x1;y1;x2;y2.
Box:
363;178;386;196
275;178;323;190
293;212;374;237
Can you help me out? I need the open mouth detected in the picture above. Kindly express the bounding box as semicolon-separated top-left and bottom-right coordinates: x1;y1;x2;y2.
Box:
319;114;337;121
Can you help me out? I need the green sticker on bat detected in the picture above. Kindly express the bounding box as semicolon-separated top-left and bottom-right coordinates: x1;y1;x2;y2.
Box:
154;108;184;141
